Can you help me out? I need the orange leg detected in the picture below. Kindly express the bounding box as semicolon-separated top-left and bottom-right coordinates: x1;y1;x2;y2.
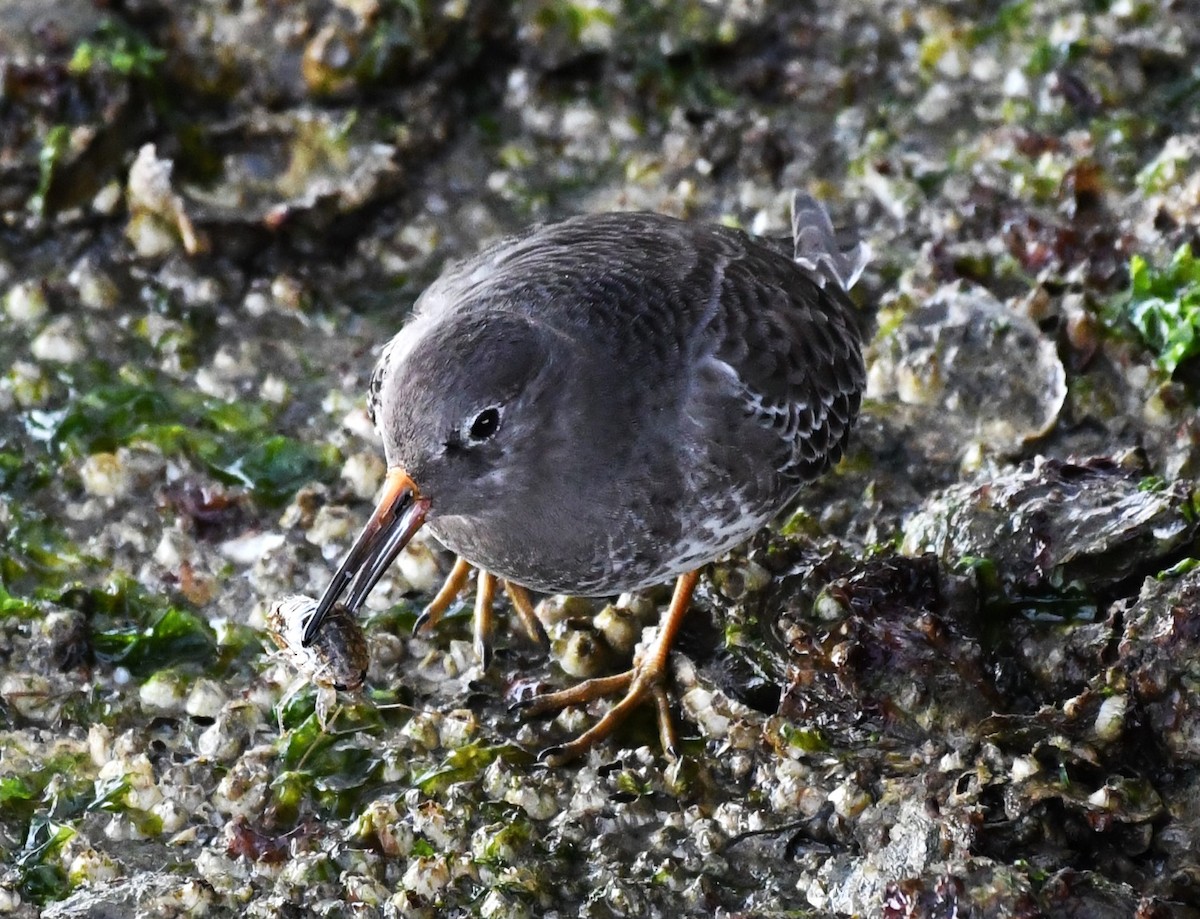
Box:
504;581;550;650
414;557;548;665
521;569;700;765
473;571;497;669
413;557;472;635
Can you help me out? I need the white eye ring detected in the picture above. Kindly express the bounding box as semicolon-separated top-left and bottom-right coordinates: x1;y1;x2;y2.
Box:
464;405;503;444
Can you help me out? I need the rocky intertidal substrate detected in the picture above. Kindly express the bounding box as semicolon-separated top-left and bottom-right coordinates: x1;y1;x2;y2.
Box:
3;0;1200;917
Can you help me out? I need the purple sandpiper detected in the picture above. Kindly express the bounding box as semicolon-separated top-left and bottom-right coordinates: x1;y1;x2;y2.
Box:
302;192;867;763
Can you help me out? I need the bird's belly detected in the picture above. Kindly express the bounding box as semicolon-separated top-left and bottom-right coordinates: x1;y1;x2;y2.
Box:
426;495;782;596
427;516;646;595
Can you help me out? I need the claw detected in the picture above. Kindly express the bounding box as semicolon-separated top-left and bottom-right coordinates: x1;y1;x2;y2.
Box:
411;607;434;636
414;557;472;636
508;685;549;713
537;745;567;766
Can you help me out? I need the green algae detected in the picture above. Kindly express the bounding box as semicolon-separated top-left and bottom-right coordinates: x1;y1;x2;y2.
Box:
1119;245;1200;377
1;750;102;905
13;819;75;905
68;20;165;81
93;607;216;677
219;435;340;506
412;743;521;796
0;583;38;619
271;701;421;819
778;724;830;755
43;366;340;506
29;126;71;218
0;574;217;682
1;505;95;601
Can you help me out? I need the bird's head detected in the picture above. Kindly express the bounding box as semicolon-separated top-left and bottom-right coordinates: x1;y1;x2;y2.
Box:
301;309;558;644
376;310;554;517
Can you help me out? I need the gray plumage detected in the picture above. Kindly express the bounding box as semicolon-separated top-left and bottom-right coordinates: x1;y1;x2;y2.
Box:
368;194;866;595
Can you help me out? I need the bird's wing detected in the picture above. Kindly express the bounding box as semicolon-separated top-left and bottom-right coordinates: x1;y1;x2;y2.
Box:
387;207;866;482
699;230;865;482
790;191;870;291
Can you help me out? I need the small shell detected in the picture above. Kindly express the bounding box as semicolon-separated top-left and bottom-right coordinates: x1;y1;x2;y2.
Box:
593;603;641;656
552;624;611;679
266;594;368;692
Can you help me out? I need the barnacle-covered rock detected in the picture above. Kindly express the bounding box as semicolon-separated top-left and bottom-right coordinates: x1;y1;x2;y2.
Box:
1111;567;1200;763
6;2;1200;917
772;551;992;746
39;873;215;919
868;282;1067;461
125;144;204;257
903;455;1198;596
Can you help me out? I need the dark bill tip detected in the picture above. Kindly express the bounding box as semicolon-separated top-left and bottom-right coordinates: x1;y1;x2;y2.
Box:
301;468;429;646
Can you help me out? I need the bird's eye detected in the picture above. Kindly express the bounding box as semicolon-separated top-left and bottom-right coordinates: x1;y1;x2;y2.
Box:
467;406;502;443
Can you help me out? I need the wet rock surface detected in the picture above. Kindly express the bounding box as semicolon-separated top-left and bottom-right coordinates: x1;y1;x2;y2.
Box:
2;1;1200;917
867;282;1068;460
903;454;1198;599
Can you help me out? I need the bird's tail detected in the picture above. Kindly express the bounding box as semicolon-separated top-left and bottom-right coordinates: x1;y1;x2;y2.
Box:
790;192;869;291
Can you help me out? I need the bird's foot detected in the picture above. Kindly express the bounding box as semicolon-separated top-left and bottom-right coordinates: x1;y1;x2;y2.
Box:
413;557;549;667
518;569;701;766
520;658;678;766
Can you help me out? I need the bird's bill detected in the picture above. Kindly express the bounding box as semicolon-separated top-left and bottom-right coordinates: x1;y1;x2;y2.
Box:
301;468;429;646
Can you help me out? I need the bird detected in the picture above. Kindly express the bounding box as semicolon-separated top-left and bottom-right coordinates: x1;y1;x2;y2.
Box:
301;192;868;764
